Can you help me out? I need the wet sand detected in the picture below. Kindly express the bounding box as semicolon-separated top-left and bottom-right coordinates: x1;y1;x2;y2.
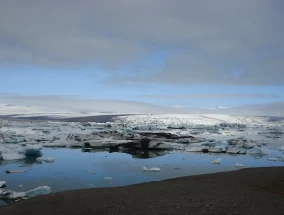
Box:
1;167;284;215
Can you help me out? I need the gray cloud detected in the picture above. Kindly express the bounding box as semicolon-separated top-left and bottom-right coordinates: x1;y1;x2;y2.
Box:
1;0;284;85
137;93;281;99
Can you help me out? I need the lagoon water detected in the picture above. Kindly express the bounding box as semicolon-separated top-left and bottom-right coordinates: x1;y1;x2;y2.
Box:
1;147;284;206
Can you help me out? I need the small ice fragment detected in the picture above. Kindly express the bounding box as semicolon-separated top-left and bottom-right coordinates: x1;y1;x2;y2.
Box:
211;158;221;164
267;157;283;161
104;177;112;180
36;157;55;163
5;170;27;174
19;185;23;187
18;165;24;167
278;146;284;151
235;163;244;167
143;167;161;172
36;157;44;162
0;181;6;188
88;171;96;174
44;157;55;163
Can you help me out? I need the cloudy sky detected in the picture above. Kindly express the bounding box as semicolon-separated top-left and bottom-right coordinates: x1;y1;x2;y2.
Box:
0;0;284;114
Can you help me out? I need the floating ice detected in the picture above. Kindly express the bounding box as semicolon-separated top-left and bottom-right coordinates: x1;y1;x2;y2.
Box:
143;167;161;172
5;169;27;174
235;163;244;167
23;145;43;156
1;153;26;161
211;158;221;164
36;157;55;163
88;171;96;174
267;157;284;161
247;147;270;156
185;146;208;152
0;181;6;188
279;146;284;151
104;177;112;180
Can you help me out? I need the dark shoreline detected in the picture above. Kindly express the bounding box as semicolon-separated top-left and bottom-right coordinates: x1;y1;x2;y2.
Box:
1;167;283;215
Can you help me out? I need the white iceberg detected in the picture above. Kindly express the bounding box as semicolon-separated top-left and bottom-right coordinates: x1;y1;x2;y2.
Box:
267;157;284;161
235;163;244;167
104;177;112;180
143;167;161;172
0;181;6;188
1;153;26;161
211;158;221;164
36;157;55;163
247;147;270;156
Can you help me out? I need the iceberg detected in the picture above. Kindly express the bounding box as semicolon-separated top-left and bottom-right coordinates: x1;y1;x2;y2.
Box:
25;186;51;198
267;157;284;161
143;167;161;172
247;147;270;156
36;157;55;163
235;163;244;167
211;158;221;164
1;153;26;161
23;145;43;156
0;181;6;188
279;146;284;151
104;177;112;180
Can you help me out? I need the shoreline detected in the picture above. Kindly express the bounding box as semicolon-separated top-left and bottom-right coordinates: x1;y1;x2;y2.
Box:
1;167;283;215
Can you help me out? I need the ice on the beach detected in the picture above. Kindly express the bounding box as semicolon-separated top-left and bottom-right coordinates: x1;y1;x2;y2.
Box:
0;186;51;200
235;163;244;167
0;191;26;200
143;167;161;172
0;181;6;188
25;186;51;198
211;158;221;164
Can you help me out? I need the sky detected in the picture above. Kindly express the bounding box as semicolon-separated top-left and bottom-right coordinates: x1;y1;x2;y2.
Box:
0;0;284;115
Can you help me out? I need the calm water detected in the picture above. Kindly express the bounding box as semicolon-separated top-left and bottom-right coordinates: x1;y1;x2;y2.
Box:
1;148;284;206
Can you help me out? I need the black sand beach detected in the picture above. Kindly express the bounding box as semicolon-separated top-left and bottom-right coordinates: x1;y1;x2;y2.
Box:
1;167;283;215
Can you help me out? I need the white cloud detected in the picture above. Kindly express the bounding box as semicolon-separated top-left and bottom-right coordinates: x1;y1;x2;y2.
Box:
0;0;284;85
1;94;284;117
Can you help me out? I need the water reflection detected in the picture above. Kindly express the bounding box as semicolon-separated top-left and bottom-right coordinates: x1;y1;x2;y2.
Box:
81;148;170;159
0;156;40;167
